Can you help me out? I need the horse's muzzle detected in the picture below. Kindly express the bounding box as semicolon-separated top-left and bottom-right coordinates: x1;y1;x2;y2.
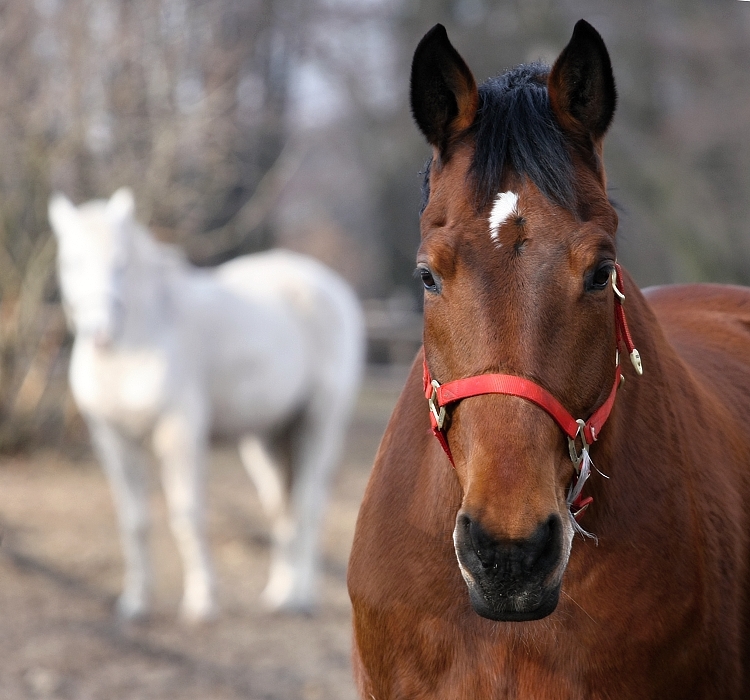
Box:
453;512;563;621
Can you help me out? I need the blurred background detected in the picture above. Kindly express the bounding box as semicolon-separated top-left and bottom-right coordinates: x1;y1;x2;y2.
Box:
0;0;749;449
0;1;749;698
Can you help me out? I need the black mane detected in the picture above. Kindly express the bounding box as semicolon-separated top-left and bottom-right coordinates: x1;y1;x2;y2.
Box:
421;63;576;214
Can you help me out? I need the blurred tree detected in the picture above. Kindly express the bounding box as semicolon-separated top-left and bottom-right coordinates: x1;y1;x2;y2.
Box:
40;0;308;259
383;0;750;288
0;0;308;447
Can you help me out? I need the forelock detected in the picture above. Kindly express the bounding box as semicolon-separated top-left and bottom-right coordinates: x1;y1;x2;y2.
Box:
419;63;577;216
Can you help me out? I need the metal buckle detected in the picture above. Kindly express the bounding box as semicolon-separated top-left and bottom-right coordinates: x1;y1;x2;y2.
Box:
571;496;593;521
567;418;589;471
428;379;446;431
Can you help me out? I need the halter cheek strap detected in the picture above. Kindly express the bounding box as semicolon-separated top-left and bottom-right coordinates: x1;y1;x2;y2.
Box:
423;263;641;520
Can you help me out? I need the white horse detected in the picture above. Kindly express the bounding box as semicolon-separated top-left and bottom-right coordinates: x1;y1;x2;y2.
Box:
48;188;364;621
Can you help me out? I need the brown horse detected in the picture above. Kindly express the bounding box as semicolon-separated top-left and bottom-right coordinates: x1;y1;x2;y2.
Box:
348;20;750;699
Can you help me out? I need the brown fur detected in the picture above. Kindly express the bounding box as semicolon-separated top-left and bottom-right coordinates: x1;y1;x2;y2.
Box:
349;23;750;700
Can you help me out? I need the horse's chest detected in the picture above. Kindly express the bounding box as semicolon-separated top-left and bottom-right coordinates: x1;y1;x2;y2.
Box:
70;342;171;432
358;600;725;700
361;624;592;700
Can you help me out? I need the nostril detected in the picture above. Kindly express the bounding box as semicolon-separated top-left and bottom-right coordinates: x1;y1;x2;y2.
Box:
466;516;498;569
459;513;563;576
527;515;562;572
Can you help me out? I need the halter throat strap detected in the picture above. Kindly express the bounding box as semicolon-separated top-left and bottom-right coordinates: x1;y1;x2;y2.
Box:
422;264;641;516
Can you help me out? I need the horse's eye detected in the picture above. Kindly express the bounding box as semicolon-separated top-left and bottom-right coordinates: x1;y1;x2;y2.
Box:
418;266;439;293
588;264;613;292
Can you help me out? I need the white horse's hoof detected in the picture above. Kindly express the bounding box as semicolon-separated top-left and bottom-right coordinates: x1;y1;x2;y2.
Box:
116;594;150;621
267;598;316;616
179;599;218;624
261;585;316;615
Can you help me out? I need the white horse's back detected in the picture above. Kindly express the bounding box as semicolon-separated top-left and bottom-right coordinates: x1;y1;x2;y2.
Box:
216;250;364;401
166;249;364;438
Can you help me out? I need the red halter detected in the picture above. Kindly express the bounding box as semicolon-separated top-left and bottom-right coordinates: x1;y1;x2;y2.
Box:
423;264;641;520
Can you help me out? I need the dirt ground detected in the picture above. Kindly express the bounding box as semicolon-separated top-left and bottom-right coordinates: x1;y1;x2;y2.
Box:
0;368;407;700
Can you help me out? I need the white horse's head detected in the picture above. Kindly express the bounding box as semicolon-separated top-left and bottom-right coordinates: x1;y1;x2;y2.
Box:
49;188;136;346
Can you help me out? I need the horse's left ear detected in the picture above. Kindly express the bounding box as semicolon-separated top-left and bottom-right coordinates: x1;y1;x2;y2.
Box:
410;24;479;154
548;20;616;145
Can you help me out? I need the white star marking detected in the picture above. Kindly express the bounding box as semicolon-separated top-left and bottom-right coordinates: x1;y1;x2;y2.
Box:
488;191;519;244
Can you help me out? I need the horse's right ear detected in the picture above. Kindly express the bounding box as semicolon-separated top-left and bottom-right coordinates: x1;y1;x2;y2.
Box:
106;187;135;224
48;194;77;238
410;24;478;153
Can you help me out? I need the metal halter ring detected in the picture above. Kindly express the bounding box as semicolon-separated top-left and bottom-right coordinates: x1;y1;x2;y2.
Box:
428;380;446;430
567;418;589;471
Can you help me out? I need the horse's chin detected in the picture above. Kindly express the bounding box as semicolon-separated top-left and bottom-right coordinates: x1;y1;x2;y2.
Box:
464;578;561;622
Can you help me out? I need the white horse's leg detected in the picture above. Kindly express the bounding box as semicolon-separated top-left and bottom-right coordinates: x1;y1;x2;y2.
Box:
152;410;216;622
238;433;296;608
87;418;152;620
238;434;286;519
264;392;351;612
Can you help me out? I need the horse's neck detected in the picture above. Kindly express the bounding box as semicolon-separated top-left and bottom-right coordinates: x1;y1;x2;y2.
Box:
613;276;684;428
589;274;697;532
119;230;183;344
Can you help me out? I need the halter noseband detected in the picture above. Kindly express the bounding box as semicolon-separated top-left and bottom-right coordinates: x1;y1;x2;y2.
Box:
423;264;641;521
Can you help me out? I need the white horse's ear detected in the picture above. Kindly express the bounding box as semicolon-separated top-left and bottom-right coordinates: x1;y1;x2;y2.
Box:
106;187;135;224
48;194;78;238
